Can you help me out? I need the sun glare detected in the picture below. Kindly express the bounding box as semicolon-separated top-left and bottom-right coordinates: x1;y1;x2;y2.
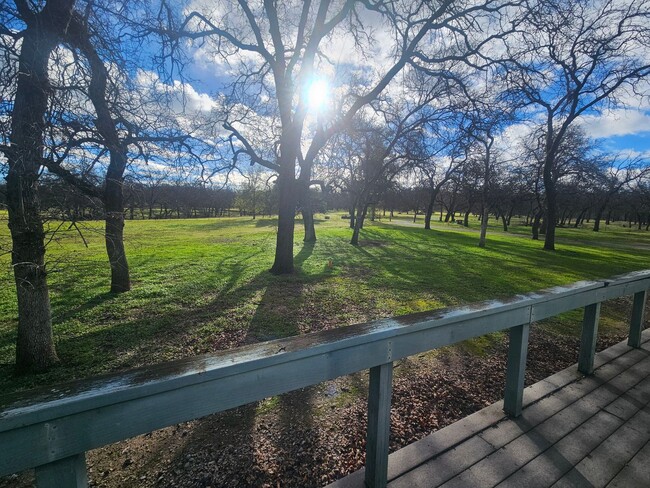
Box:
307;79;329;111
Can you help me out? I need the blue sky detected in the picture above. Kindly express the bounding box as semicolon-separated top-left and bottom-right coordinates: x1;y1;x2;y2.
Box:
579;107;650;157
604;133;650;154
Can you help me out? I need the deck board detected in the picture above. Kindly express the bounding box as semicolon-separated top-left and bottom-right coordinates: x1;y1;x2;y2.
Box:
329;330;650;488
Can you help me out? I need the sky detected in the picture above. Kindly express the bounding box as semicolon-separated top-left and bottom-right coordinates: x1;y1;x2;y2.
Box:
579;109;650;156
3;0;649;182
165;0;650;165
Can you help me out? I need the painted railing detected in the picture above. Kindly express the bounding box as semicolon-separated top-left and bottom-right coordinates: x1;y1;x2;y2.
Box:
1;270;649;488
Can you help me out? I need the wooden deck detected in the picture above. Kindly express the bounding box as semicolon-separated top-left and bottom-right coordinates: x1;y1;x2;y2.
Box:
330;329;650;488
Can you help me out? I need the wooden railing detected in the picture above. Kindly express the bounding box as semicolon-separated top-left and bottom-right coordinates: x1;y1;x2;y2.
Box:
1;270;649;488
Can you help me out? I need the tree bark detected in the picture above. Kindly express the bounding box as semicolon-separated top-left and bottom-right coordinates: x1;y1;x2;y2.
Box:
532;210;543;240
543;129;557;250
300;180;316;243
350;203;368;246
302;207;316;242
593;204;606;232
424;188;438;230
65;17;132;291
105;170;130;292
478;206;489;248
5;1;77;372
271;172;296;274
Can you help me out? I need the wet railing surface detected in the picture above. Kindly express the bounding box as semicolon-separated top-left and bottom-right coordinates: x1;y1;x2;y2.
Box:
1;270;649;488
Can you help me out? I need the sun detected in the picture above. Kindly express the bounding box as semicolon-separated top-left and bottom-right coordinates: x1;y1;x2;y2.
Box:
306;79;329;111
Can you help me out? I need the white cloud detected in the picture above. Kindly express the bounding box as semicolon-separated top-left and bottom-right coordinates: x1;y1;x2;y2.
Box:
135;69;217;114
579;109;650;139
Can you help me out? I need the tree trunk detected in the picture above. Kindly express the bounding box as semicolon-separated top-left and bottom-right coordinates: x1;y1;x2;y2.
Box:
5;7;70;373
593;204;606;232
478;206;489;248
501;214;508;232
478;143;491;247
424;188;438;230
574;209;585;228
532;210;543;240
270;173;296;274
105;172;130;293
463;209;470;227
300;182;316;243
506;207;513;227
351;203;368;246
359;206;366;229
302;208;316;242
71;28;132;292
543;126;557;250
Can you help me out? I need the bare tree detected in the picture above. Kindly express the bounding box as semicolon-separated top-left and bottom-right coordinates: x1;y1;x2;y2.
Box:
591;155;650;232
39;2;227;292
235;165;275;218
155;0;522;273
0;0;79;372
520;125;600;238
504;0;650;250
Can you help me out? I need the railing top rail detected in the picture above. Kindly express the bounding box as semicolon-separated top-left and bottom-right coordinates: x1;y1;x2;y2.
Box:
2;269;649;435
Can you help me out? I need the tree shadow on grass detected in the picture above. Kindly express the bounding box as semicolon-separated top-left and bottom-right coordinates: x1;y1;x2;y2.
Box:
350;225;647;304
52;291;119;324
295;240;315;269
0;238;329;391
253;219;279;228
133;263;324;487
2;239;329;483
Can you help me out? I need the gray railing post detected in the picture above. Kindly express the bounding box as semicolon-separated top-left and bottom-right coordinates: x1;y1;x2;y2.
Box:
504;323;530;417
628;290;648;348
35;453;87;488
365;362;393;488
578;303;601;375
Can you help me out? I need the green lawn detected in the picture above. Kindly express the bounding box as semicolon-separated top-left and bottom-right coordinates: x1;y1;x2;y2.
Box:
0;212;648;394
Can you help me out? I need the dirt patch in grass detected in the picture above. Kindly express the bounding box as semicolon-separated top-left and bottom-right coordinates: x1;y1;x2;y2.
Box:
0;324;634;488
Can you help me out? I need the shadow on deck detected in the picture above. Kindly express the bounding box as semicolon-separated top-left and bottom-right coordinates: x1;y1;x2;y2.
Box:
330;330;650;488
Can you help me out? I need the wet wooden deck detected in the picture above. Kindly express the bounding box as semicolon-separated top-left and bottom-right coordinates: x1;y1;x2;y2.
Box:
330;330;650;488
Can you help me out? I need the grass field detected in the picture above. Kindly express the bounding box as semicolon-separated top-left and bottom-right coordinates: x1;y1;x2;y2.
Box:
1;211;648;395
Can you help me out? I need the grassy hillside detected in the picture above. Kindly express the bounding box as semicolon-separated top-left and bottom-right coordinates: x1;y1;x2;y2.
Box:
1;212;648;393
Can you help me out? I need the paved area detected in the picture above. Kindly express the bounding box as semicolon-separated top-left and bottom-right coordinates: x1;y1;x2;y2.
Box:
330;330;650;488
